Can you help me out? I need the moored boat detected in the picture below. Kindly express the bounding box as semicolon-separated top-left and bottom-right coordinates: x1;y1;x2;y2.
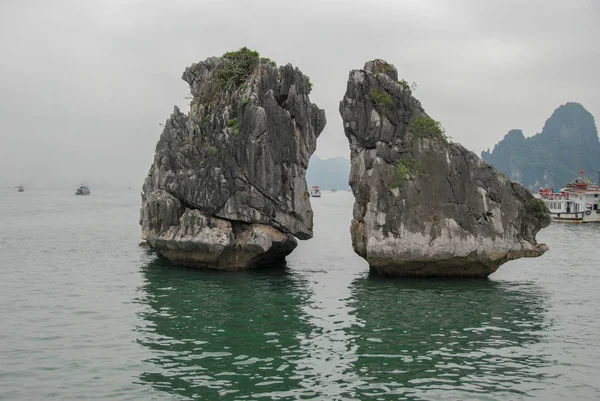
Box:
310;185;321;197
75;182;91;196
539;170;600;223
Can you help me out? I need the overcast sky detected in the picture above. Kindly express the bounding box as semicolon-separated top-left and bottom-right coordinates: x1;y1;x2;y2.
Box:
1;0;598;189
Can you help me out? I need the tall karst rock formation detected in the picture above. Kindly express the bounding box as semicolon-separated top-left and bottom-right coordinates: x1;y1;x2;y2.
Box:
340;59;550;277
141;48;326;270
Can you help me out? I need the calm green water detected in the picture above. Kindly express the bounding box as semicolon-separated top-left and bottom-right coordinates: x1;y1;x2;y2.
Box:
1;189;599;400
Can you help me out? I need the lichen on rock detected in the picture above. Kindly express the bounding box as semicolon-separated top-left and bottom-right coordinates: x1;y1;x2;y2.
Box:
141;47;326;270
340;59;550;277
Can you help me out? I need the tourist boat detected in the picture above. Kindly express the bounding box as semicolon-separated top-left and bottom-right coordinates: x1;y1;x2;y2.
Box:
75;182;91;196
310;185;322;197
539;170;600;223
17;184;24;192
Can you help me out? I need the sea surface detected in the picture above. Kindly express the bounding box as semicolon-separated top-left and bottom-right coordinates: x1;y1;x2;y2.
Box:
1;188;599;400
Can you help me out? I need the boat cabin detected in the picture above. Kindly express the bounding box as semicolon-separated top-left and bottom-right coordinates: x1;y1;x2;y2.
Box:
539;171;600;222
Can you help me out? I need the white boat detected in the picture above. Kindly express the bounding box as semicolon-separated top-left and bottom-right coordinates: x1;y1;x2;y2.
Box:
75;182;91;196
539;170;600;223
310;185;321;198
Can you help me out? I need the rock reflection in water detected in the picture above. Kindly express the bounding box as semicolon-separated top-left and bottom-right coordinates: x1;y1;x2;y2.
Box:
345;277;552;399
135;257;315;400
135;256;553;400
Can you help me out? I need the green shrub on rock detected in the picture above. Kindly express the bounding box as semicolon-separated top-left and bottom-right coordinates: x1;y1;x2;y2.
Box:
368;88;392;112
262;57;276;67
227;118;239;136
397;79;411;95
410;116;449;144
391;154;420;188
215;47;260;90
304;75;313;90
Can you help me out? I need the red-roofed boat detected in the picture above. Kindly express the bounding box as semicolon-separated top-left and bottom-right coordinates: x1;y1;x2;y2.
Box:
539;170;600;223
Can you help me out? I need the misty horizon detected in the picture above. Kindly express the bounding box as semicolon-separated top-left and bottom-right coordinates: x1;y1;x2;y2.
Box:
1;0;598;189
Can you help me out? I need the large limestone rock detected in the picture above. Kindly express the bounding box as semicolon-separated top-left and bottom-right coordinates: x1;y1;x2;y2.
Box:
340;59;550;277
141;48;326;270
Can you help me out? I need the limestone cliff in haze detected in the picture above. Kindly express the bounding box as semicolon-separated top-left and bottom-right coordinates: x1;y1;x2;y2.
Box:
482;103;600;190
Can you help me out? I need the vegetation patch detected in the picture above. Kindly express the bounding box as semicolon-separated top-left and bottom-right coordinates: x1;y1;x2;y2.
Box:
228;118;240;136
209;146;217;154
242;98;249;107
374;62;393;75
304;75;313;90
397;79;411;95
391;155;420;188
368;88;393;112
215;47;260;91
262;57;276;67
410;115;450;144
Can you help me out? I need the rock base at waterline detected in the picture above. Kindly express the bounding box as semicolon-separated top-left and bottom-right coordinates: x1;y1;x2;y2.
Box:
143;209;297;271
367;244;549;278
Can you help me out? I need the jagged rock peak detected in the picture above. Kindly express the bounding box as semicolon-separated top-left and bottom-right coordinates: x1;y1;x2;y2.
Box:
141;47;326;270
340;59;550;277
363;59;399;81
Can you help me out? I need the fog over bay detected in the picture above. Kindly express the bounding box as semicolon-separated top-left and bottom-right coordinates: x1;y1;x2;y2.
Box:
1;0;598;189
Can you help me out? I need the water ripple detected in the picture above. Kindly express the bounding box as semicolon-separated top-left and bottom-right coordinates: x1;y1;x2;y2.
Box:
1;190;600;400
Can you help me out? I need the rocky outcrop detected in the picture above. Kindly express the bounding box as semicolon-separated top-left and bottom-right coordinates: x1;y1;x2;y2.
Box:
340;59;550;277
141;48;326;270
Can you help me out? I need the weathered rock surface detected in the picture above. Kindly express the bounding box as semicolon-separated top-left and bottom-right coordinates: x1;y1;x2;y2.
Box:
141;48;326;270
340;59;550;277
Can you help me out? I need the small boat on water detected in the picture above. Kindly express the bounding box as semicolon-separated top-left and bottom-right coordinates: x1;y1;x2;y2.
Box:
539;170;600;223
17;185;24;192
331;188;337;192
310;185;322;198
75;183;91;196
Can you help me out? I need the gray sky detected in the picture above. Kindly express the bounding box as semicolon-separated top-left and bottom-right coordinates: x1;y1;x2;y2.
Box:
1;0;598;189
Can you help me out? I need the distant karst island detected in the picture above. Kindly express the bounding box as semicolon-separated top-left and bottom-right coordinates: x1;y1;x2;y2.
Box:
482;102;600;190
306;156;350;190
140;48;549;277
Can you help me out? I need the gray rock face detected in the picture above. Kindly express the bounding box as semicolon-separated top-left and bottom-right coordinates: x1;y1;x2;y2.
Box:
340;59;550;277
141;48;326;270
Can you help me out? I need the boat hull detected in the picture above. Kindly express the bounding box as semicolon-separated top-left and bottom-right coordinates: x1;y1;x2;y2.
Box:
550;210;600;223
